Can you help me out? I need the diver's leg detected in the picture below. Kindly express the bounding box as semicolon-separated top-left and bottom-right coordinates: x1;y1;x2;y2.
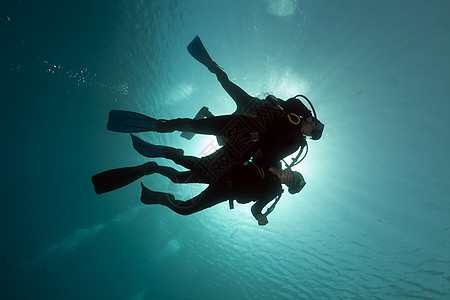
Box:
162;148;200;169
91;162;156;194
210;67;258;115
141;183;227;215
180;107;216;140
130;135;228;175
151;164;205;184
157;115;236;135
135;147;210;184
149;164;183;182
162;150;215;184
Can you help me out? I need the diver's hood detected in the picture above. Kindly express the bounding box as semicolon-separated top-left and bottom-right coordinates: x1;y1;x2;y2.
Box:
289;95;325;141
283;97;312;118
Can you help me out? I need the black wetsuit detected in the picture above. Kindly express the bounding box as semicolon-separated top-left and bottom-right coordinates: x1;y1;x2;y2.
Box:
142;69;308;217
214;68;313;168
142;157;282;219
159;98;308;170
158;68;311;169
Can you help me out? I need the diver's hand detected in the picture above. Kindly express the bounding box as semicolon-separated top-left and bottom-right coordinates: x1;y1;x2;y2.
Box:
257;215;268;226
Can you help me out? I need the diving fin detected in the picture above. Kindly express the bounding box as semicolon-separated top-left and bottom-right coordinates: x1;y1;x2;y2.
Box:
131;134;166;158
140;182;175;205
91;162;157;194
107;110;158;133
180;106;214;140
187;35;219;72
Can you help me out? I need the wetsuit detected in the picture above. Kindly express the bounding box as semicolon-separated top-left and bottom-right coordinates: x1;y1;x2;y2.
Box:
158;68;311;169
142;160;282;219
214;67;312;168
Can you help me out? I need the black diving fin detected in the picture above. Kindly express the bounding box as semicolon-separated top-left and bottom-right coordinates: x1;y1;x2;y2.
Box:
91;162;156;194
187;35;214;68
131;134;166;158
140;182;175;205
107;110;158;133
187;35;222;73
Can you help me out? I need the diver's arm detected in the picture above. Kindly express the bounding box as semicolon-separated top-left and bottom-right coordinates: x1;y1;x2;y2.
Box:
251;198;272;226
257;215;268;226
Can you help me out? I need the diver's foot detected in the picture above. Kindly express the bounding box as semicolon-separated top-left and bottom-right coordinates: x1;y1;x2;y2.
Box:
155;120;176;133
198;106;215;118
142;161;157;175
163;147;184;159
207;61;222;74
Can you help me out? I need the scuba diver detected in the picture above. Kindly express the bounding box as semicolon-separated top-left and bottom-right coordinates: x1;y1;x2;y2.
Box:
186;35;324;168
92;35;319;224
107;36;324;170
91;134;306;226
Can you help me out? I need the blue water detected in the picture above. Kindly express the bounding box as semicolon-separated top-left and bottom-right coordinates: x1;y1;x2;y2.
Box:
1;0;449;299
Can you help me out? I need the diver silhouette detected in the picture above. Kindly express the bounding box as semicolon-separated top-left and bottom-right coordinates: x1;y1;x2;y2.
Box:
92;136;306;225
